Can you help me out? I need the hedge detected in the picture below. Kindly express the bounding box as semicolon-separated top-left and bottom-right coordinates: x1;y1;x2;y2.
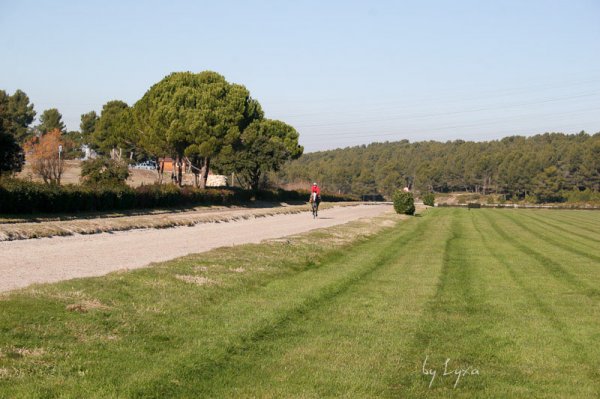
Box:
0;180;356;214
254;188;357;203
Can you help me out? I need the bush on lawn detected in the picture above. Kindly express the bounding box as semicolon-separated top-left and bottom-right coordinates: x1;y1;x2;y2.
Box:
422;192;435;207
393;190;415;215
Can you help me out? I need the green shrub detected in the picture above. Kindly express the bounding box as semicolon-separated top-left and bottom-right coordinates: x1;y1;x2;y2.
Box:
393;190;415;215
81;158;130;186
422;192;435;207
524;194;539;204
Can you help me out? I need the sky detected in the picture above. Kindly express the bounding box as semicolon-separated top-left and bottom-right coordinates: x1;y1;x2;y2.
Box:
1;0;599;152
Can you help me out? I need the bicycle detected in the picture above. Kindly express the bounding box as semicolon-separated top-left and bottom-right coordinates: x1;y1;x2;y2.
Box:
309;192;319;218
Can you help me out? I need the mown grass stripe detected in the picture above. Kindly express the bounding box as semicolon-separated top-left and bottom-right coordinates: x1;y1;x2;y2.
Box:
469;211;600;389
496;210;600;263
479;210;600;299
193;209;453;398
515;210;600;246
390;209;529;396
125;215;436;397
550;212;600;232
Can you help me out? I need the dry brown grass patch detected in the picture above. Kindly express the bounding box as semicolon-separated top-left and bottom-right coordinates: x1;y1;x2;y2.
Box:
0;367;12;379
65;299;110;313
0;347;47;360
175;275;217;286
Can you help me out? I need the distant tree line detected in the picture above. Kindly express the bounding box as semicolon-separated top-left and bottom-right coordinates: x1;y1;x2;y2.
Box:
274;133;600;202
0;71;303;191
4;80;599;202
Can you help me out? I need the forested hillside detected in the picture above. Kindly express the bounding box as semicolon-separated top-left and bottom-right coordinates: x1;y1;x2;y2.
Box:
274;132;600;202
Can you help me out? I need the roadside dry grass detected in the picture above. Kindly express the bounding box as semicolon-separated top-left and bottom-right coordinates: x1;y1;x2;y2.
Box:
0;202;378;241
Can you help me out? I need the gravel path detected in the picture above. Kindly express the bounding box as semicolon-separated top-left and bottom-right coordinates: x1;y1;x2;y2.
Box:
0;204;392;292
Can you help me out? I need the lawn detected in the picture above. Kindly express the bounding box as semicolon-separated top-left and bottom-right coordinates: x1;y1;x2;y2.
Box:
0;208;599;398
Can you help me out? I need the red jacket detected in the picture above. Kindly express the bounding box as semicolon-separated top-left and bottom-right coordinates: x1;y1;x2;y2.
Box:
311;185;321;195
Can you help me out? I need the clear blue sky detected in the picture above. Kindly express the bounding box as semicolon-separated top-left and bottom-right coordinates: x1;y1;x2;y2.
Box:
1;0;599;152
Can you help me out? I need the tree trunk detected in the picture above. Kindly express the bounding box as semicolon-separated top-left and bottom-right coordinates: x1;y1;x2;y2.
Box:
199;157;210;189
157;159;164;184
250;169;261;192
176;157;183;186
236;174;245;188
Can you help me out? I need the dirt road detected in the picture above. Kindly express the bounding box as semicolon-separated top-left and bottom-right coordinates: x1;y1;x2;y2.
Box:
0;204;392;292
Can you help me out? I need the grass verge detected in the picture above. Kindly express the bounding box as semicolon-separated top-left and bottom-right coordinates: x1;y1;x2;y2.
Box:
1;208;599;397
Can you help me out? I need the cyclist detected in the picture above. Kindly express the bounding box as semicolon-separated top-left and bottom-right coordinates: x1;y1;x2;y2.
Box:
310;182;321;216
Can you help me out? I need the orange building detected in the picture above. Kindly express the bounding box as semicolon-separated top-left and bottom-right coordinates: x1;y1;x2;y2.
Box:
158;158;189;173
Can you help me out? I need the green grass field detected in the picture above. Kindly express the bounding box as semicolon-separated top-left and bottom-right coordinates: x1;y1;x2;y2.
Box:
1;208;599;398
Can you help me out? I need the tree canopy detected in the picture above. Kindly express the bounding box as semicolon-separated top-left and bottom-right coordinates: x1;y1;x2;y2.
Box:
92;101;136;157
275;132;600;201
80;111;99;143
0;89;32;175
2;74;303;190
134;71;264;187
37;108;66;135
0;89;36;143
0;124;24;176
221;119;303;191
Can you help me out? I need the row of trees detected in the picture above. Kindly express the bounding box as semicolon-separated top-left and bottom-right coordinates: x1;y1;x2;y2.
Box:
1;88;97;182
274;132;600;202
81;72;303;189
1;71;304;190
